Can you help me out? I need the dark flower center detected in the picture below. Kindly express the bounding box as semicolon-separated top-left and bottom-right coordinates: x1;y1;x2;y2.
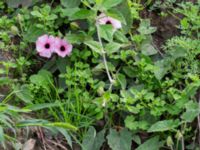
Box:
106;21;112;24
45;43;50;49
60;46;66;52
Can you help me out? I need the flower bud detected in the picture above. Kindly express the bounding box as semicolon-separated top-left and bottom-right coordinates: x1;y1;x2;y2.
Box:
17;14;23;22
166;136;174;147
97;86;105;96
175;130;182;140
11;26;19;35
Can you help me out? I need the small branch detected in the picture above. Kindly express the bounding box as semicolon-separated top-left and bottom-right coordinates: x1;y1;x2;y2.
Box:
96;24;114;84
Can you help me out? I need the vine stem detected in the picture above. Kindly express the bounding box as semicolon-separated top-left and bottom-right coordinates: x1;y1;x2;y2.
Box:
96;24;114;84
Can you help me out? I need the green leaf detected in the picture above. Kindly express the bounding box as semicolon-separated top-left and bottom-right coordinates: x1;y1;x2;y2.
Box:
57;128;73;148
115;1;132;33
60;0;80;8
60;7;80;18
99;25;115;42
6;0;33;8
30;70;53;93
154;59;171;80
107;128;132;150
136;136;163;150
137;19;157;35
132;135;141;145
101;0;123;10
0;126;4;142
23;25;45;43
148;120;180;132
70;9;94;20
15;85;34;104
117;73;127;90
181;101;200;122
82;127;105;150
123;66;136;78
105;42;121;54
85;41;102;54
141;43;157;56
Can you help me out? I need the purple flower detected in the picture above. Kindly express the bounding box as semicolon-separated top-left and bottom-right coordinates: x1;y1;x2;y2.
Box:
54;37;73;58
36;35;55;58
97;13;122;29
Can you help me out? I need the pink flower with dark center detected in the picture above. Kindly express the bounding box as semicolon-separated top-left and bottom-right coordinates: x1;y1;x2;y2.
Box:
54;37;72;58
97;13;122;29
36;35;55;58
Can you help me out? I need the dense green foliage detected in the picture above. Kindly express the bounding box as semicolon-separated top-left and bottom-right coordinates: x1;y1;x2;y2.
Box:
0;0;200;149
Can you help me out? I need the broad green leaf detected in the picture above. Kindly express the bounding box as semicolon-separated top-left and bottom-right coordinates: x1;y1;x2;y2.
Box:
137;19;157;35
65;33;86;44
115;1;132;33
107;128;132;150
60;0;80;8
154;59;171;80
30;70;53;93
70;9;94;20
60;8;80;18
6;0;33;8
85;41;102;54
114;30;129;43
132;135;141;145
101;0;123;10
82;127;105;150
148;120;180;132
123;66;136;78
15;85;33;104
117;73;127;90
99;25;115;42
141;43;157;56
181;101;200;122
105;42;121;54
23;25;45;43
136;136;163;150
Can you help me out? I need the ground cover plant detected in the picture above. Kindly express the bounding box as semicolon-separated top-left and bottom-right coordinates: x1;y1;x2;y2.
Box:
0;0;200;149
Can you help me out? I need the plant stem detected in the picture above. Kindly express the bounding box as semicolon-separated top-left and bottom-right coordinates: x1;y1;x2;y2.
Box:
96;24;114;84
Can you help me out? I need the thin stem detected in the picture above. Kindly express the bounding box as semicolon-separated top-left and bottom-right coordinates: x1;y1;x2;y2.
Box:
96;24;114;84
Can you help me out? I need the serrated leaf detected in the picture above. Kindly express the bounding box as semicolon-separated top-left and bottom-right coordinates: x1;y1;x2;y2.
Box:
82;127;105;150
138;19;157;35
60;0;80;8
23;25;45;43
6;0;33;8
148;120;180;132
136;136;163;150
85;41;102;54
99;25;115;42
107;128;132;150
141;43;157;56
105;42;121;54
117;73;127;90
101;0;123;9
70;9;94;20
15;85;34;104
